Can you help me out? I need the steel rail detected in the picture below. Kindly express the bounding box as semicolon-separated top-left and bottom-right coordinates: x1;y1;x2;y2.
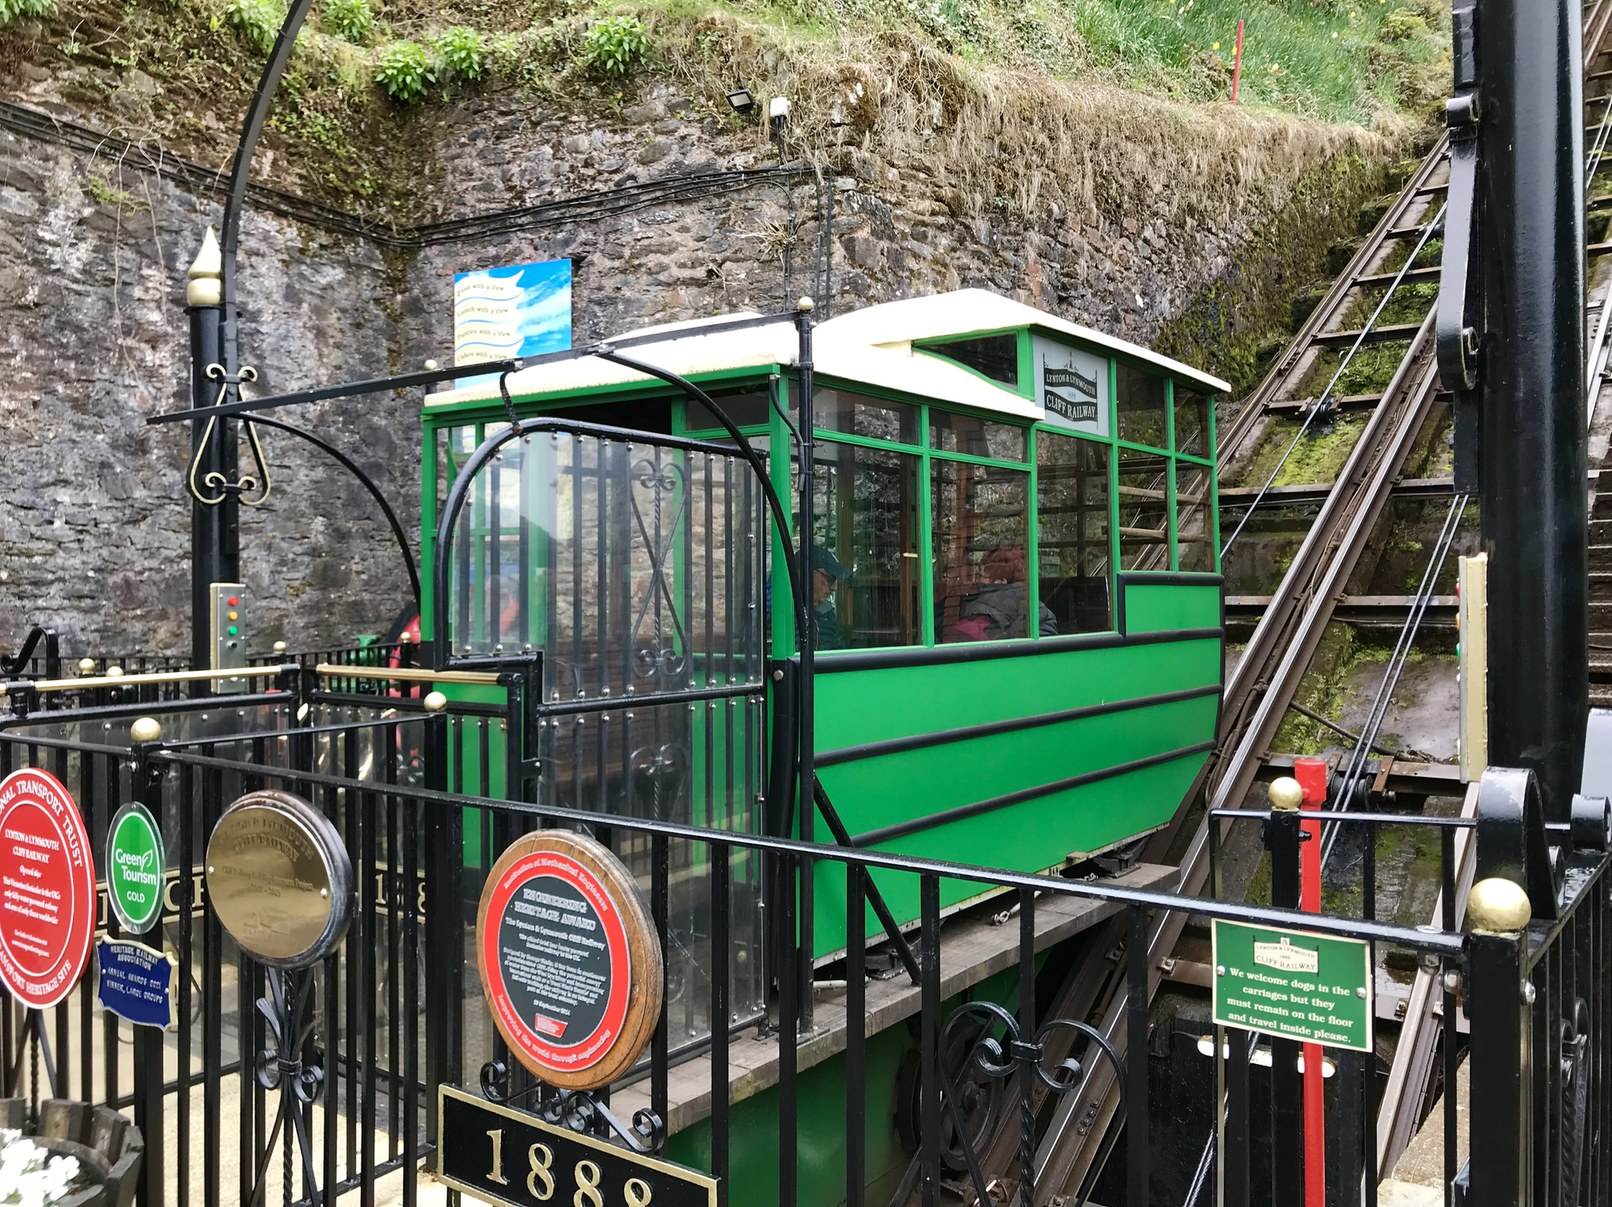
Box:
1038;324;1445;1202
1025;9;1612;1198
1213;136;1450;468
974;120;1461;1206
1034;15;1612;1193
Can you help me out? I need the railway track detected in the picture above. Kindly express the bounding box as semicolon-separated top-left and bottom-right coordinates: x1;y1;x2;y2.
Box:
997;8;1612;1199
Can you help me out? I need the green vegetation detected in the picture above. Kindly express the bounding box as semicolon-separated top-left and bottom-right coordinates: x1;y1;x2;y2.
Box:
611;0;1448;126
322;0;372;43
376;39;436;101
223;0;285;52
434;24;488;79
583;13;649;76
0;0;54;26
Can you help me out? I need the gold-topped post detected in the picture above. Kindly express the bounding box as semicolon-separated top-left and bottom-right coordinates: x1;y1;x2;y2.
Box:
129;717;163;744
1466;877;1532;933
1268;777;1304;812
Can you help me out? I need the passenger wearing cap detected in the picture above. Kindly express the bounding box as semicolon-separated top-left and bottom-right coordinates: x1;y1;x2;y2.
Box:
809;547;852;651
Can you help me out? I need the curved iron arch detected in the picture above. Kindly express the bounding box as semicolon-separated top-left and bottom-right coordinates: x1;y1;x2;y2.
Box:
243;414;421;607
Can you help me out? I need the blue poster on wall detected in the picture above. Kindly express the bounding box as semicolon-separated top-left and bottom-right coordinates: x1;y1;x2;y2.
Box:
453;260;573;385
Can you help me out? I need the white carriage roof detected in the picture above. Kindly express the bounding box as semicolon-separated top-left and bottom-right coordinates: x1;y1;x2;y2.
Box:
424;288;1230;417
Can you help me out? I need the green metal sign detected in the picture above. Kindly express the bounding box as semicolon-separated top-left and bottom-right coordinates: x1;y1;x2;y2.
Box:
1211;919;1373;1053
106;802;165;934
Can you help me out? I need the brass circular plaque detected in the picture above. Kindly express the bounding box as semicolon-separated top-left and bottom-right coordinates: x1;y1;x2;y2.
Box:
476;830;662;1091
205;790;353;968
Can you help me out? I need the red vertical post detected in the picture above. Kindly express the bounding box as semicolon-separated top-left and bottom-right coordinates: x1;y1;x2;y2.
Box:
1294;757;1328;1207
1231;19;1246;103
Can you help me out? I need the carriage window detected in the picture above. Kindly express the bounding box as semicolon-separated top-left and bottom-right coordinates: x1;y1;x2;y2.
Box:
1037;431;1112;633
1116;364;1168;449
1117;451;1171;570
921;334;1019;389
929;411;1027;462
799;442;922;649
684;390;772;433
1174;385;1210;458
1176;466;1214;572
932;461;1037;643
813;388;920;445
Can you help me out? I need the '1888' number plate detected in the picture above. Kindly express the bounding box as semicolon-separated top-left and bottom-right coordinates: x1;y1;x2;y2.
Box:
437;1085;717;1207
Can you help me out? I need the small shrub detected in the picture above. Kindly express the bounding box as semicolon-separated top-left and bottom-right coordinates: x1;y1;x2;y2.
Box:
224;0;285;52
323;0;372;43
434;24;487;81
376;39;436;102
0;0;55;26
582;13;647;77
1379;8;1428;43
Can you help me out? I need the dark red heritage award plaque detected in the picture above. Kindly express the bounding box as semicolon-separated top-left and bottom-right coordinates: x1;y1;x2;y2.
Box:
0;768;97;1009
476;830;662;1090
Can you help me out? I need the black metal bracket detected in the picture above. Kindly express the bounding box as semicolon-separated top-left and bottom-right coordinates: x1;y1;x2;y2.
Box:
0;626;58;678
1438;2;1483;492
1475;764;1561;920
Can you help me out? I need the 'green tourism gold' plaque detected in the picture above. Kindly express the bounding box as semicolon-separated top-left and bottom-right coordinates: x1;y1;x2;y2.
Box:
106;802;165;934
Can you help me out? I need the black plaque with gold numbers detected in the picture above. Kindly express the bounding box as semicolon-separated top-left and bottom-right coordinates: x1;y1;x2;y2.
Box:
438;1085;716;1207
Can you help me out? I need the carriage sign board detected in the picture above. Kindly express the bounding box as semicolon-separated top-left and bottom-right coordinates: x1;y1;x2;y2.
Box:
0;768;97;1009
1211;919;1373;1052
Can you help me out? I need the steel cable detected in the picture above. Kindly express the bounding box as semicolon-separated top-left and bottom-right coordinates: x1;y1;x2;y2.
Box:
1219;206;1446;559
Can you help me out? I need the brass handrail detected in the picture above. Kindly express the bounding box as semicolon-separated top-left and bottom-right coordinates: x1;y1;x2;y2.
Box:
10;665;295;694
314;663;500;685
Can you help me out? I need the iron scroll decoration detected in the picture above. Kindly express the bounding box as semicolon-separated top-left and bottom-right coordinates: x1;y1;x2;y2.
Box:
205;789;354;1207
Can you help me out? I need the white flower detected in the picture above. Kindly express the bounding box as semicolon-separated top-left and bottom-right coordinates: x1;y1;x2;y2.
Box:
0;1133;84;1205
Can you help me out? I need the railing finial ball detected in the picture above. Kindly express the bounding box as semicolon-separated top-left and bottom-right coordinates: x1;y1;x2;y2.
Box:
130;717;162;744
424;691;448;713
1467;877;1532;933
1268;776;1303;812
104;665;125;678
77;657;96;673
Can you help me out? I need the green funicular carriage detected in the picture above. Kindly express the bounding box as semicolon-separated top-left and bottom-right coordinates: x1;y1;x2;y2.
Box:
423;287;1227;1154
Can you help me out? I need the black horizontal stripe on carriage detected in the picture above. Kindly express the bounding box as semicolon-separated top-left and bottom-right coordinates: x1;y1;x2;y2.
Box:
809;624;1223;673
816;682;1221;768
847;739;1218;848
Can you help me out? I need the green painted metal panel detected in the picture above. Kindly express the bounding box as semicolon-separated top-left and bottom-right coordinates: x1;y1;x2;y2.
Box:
1121;578;1220;634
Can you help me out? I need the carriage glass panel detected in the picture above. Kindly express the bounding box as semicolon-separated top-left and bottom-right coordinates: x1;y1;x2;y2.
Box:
440;422;770;1039
1036;431;1113;632
1117;449;1173;570
917;333;1020;389
931;460;1034;643
929;410;1027;461
1116;362;1169;450
813;387;920;445
684;389;773;434
1173;384;1211;459
1175;464;1214;572
442;427;765;694
797;440;923;649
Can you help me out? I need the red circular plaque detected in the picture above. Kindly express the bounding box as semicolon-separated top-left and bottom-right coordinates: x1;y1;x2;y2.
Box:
476;831;661;1090
0;769;97;1009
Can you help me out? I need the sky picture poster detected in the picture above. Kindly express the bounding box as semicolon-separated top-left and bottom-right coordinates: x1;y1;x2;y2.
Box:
453;260;573;379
